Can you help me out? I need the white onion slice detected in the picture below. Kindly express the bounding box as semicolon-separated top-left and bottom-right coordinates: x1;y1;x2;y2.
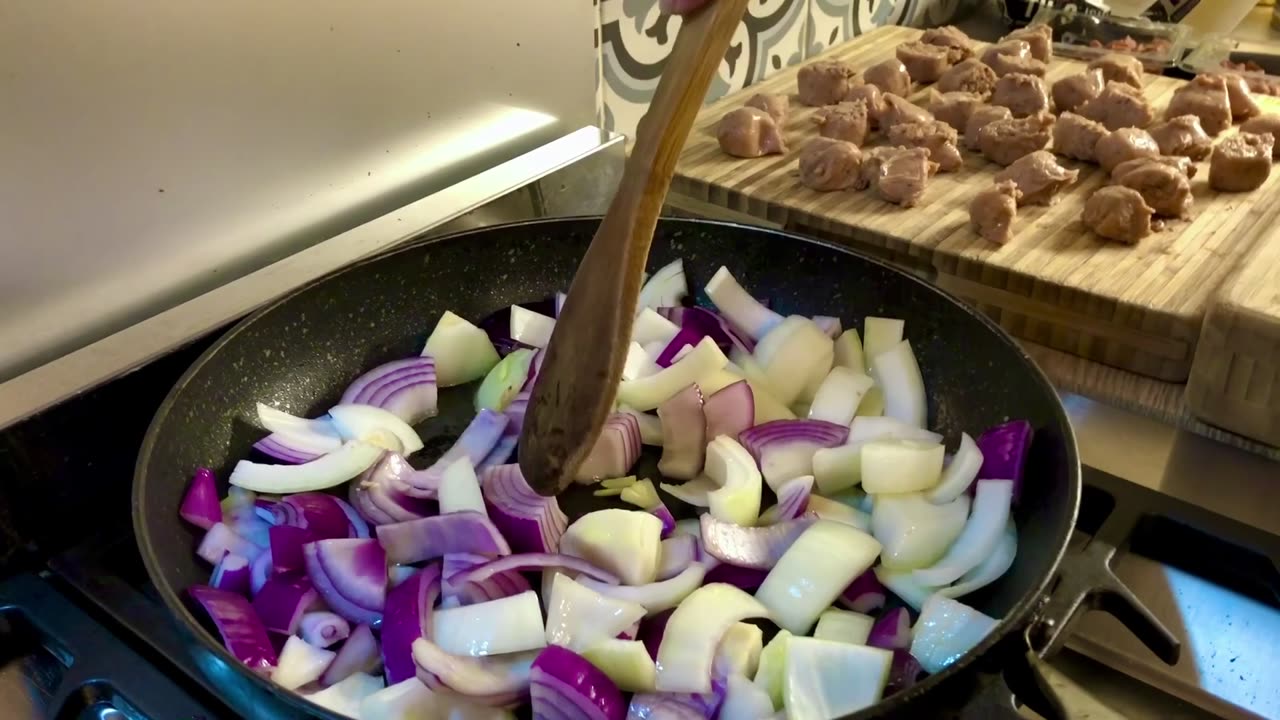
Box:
229;441;381;493
423;311;500;387
272;635;336;690
715;622;764;679
578;564;706;616
909;595;998;674
870;340;927;428
559;509;663;585
705;436;762;526
804;495;870;531
722;672;775;720
860;439;945;494
509;306;555;348
637;258;688;312
871;493;970;570
807;367;874;426
813;609;874;646
755;520;882;635
359;679;510;720
939;520;1017;599
752;316;835;406
582;640;656;693
753;629;791;709
705;266;784;340
812;444;864;495
833;329;867;374
328;404;424;455
914;480;1014;587
784;638;892;719
304;672;385;717
861;317;904;361
925;433;984;504
439;458;486;515
873;567;935;611
633;307;680;346
660;476;719;507
256;404;343;452
654;583;770;693
849;417;942;445
617;337;728;411
623;342;659;381
432;591;546;657
544;573;645;652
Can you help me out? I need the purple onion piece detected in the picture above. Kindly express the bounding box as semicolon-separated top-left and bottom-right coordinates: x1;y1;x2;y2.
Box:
838;569;888;614
197;523;264;565
268;525;316;575
531;646;627;720
210;552;251;596
403;410;509;497
304;539;387;625
381;565;442;684
180;468;223;530
376;511;510;565
974;419;1033;503
479;464;568;554
299;611;351;649
340;357;439;424
868;607;913;651
252;575;318;635
886;649;927;695
187;585;278;670
704;380;755;444
699;512;818;570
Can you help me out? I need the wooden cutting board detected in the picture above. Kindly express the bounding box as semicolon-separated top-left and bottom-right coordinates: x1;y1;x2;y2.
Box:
672;25;1280;382
1187;234;1280;446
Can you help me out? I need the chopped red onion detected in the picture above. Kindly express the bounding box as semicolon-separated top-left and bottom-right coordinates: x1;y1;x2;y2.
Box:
403;410;509;497
575;412;643;483
268;525;316;575
272;493;353;539
250;550;272;596
210;552;251;596
738;419;849;491
304;539;387;625
376;511;510;565
699;512;817;570
868;607;913;650
703;564;769;593
479;464;568;554
657;535;699;581
757;475;813;525
837;570;888;614
180;468;223;530
349;453;437;525
530;645;627;720
340;356;438;425
187;585;278;670
442;552;532;606
381;565;441;684
657;385;706;480
299;611;351;649
886;649;926;695
974;419;1033;503
625;693;707;719
704;380;754;443
253;575;318;635
446;553;619;595
321;623;382;687
658;305;755;354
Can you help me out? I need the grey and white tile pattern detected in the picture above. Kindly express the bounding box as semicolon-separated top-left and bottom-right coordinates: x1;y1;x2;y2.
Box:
600;0;961;139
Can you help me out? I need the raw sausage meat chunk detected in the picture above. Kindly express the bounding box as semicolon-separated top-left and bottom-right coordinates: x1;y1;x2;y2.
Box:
745;93;789;124
1201;72;1261;120
798;60;857;106
896;41;952;84
1112;160;1193;218
717;107;787;158
926;90;984;131
865;59;912;98
1084;187;1154;244
1079;82;1155;131
937;58;998;96
982;40;1047;78
813;101;870;146
1052;70;1105;114
1087;54;1144;89
1003;24;1053;63
886;119;964;172
1053;112;1109;163
1239;115;1280;158
798;138;863;191
1147;115;1213;160
993;150;1079;206
1165;75;1232;135
1209;132;1274;192
969;180;1022;244
978;111;1055;166
992;73;1049;117
1095;127;1159;173
920;25;974;63
878;93;934;129
964;104;1012;150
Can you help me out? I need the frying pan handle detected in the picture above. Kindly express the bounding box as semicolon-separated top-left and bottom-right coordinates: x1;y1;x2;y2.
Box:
1027;505;1182;665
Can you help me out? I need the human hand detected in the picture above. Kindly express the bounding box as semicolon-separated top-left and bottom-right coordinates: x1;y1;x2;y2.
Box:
659;0;713;15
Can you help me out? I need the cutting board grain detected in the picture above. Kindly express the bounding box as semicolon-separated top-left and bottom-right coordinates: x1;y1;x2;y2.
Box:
1187;235;1280;447
672;25;1280;382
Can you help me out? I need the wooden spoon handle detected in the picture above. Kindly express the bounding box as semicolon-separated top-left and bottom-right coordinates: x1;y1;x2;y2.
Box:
519;0;749;496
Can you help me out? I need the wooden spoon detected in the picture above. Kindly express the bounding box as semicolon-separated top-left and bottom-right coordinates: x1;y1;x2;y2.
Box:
519;0;750;496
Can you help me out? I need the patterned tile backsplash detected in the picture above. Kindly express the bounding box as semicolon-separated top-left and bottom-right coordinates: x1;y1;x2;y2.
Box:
599;0;966;138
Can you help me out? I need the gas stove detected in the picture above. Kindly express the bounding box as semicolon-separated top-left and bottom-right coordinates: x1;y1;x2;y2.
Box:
1;334;1276;719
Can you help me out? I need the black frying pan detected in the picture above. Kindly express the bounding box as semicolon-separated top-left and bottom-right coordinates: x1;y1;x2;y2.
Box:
134;217;1174;719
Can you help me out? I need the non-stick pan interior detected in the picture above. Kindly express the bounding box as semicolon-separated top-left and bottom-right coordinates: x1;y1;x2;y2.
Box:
136;217;1078;715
